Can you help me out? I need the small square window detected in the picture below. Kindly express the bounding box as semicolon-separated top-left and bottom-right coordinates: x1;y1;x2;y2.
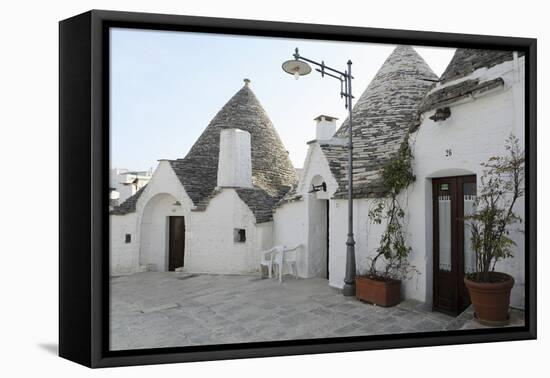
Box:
125;234;131;243
234;228;246;243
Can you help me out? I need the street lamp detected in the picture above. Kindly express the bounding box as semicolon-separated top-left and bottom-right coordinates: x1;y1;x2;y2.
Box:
282;48;357;297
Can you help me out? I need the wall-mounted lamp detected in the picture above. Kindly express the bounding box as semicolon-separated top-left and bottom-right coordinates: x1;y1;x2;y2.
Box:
430;107;451;122
309;182;327;193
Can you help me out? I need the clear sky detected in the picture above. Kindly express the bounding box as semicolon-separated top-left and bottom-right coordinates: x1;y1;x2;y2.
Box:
110;28;456;171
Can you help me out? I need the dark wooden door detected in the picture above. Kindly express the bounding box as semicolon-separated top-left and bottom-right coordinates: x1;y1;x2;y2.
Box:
168;216;185;271
432;175;476;316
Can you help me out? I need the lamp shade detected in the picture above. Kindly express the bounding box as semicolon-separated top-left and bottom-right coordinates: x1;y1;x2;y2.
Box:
282;59;312;78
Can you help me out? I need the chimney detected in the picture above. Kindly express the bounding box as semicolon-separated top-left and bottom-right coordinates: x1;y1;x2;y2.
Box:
313;115;338;140
217;128;252;188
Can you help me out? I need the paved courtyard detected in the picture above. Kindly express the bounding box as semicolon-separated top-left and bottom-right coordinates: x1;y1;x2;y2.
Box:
110;272;524;350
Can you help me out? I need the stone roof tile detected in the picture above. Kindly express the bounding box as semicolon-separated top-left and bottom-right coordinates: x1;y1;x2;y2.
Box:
111;81;297;222
419;77;505;113
323;45;437;198
236;187;282;223
439;48;524;84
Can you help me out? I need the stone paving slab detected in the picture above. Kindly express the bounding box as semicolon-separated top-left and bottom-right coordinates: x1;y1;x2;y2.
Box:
110;272;524;350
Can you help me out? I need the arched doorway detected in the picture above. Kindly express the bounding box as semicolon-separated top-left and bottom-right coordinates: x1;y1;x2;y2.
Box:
139;193;185;272
307;175;329;278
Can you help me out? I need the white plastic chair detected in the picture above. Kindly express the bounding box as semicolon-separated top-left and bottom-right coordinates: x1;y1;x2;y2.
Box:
260;246;283;279
274;244;301;283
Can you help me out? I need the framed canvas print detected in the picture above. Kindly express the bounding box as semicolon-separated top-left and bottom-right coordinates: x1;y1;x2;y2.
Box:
59;10;537;368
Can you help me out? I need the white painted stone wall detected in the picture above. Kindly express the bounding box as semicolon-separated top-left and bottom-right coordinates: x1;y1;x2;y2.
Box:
273;200;308;276
274;56;525;310
110;160;193;275
255;221;274;260
110;158;272;276
274;190;385;289
110;213;139;275
111;56;525;310
328;198;386;290
117;185;134;204
183;189;264;274
307;176;328;278
274;141;387;288
274;142;340;279
314;116;337;141
217;128;252;188
406;56;526;308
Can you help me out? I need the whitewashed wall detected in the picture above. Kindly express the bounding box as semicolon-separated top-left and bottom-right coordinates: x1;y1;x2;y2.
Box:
274;142;340;279
275;142;386;287
307;178;328;278
110;213;139;275
274;57;525;310
110;160;193;275
255;221;274;260
217;128;252;188
273;200;308;276
111;58;525;309
111;159;272;276
407;56;526;307
184;189;264;274
328;198;386;289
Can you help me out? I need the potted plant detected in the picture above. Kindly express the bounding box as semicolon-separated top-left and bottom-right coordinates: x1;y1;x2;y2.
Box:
464;135;525;325
356;141;417;307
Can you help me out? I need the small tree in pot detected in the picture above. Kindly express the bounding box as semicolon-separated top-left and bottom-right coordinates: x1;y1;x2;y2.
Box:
464;134;525;325
356;141;417;307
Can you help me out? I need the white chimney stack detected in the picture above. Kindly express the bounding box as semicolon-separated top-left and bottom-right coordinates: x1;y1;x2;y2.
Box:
217;128;252;188
314;115;338;140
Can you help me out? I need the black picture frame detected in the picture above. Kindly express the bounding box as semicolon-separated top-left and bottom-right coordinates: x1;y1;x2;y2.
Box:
59;9;537;368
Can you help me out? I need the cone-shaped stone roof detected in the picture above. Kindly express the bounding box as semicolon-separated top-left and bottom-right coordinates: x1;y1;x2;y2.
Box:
113;81;297;222
321;45;437;198
439;48;524;84
170;80;296;205
169;81;297;222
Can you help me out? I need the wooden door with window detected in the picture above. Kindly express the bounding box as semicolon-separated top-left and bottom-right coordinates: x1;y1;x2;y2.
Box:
432;176;476;316
168;216;185;271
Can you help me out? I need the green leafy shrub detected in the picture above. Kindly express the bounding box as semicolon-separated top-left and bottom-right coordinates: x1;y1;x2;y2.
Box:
366;139;417;281
466;134;525;282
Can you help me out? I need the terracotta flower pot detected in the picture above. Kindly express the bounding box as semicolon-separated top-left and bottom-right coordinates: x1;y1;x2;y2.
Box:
464;272;514;326
356;276;401;307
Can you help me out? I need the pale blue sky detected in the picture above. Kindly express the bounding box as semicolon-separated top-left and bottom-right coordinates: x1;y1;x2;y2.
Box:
110;28;455;170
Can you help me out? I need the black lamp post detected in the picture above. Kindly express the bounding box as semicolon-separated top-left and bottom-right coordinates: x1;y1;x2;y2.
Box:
282;48;356;296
